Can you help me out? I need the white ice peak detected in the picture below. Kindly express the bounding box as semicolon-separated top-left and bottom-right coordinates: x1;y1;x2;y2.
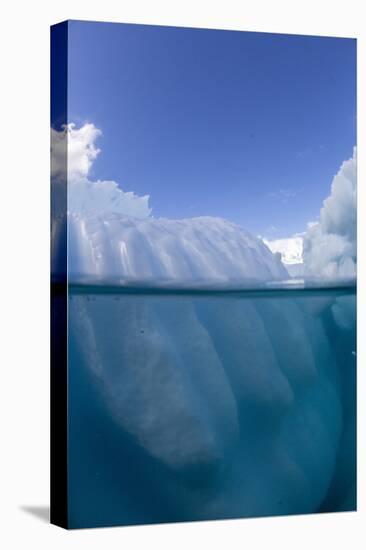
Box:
67;214;287;283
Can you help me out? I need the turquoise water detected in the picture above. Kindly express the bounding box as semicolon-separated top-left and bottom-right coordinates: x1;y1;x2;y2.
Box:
67;284;356;528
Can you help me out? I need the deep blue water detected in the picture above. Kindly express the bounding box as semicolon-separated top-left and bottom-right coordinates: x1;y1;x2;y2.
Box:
67;285;356;528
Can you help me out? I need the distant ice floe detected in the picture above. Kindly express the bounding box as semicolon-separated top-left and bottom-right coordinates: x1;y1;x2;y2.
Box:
264;235;304;278
264;235;303;266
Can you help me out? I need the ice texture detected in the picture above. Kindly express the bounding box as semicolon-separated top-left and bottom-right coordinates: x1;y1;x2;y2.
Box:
66;212;287;284
303;148;356;279
68;290;356;526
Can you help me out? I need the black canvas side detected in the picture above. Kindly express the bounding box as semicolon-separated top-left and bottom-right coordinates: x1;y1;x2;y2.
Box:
50;20;68;529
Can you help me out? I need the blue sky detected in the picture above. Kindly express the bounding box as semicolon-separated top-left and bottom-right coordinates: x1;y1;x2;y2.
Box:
67;20;356;238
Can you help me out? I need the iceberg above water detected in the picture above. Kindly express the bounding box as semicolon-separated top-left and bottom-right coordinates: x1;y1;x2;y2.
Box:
303;148;357;279
52;124;356;286
67;211;288;284
51;124;288;285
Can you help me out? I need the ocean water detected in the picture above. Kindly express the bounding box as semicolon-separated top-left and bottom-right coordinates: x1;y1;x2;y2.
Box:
67;284;356;528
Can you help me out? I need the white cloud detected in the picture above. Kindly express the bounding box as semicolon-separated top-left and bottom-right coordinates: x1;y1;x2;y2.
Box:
266;188;299;203
303;148;356;278
51;123;101;181
51;123;151;219
67;123;101;181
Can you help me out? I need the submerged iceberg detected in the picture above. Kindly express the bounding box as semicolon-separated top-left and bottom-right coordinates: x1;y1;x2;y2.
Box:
69;287;356;526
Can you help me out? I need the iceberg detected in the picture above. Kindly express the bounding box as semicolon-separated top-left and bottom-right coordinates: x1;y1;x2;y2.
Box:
68;287;355;525
65;202;355;523
51;124;288;286
51;124;356;527
67;211;288;285
303;148;356;279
